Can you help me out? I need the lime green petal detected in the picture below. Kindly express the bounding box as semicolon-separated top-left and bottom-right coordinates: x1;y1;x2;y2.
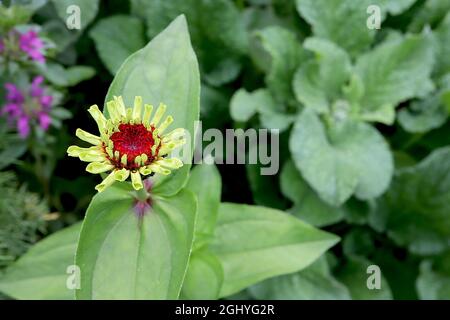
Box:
151;103;166;126
88;105;107;132
162;128;185;142
159;138;186;156
130;171;143;190
157;116;173;134
113;96;126;117
148;163;171;175
143;104;153;127
139;166;152;176
86;162;114;174
121;154;128;166
79;152;106;162
67;145;100;157
126;108;133;122
95;171;116;192
157;157;183;169
106;101;119;121
114;168;130;181
76;129;102;145
133;96;142;120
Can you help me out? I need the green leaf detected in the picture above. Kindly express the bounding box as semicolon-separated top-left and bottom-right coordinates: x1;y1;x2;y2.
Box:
295;0;375;56
40;63;95;87
355;35;434;122
230;88;294;131
289;110;393;206
186;164;221;250
376;0;417;15
434;13;450;78
180;250;223;300
246;162;288;210
303;37;351;100
255;26;306;105
417;264;450;300
210;203;339;297
280;160;344;227
409;0;450;31
293;62;328;113
336;256;393;300
75;184;196;299
249;256;350;300
89;15;145;75
51;0;99;30
381;147;450;255
132;0;247;86
0;129;27;170
293;38;351;113
417;253;450;299
105;15;200;197
398;94;448;133
230;89;259;122
0;223;81;300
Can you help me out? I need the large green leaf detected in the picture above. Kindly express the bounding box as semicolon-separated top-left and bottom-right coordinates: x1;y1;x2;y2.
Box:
289;110;393;206
280;160;344;227
295;0;375;56
255;26;306;105
230;88;294;131
51;0;99;30
180;250;223;300
210;203;339;297
381;147;450;255
186;164;221;250
293;38;351;113
131;0;247;86
355;35;434;122
249;256;350;300
89;15;146;75
39;63;95;87
398;93;448;133
0;223;81;300
105;15;200;197
75;185;197;299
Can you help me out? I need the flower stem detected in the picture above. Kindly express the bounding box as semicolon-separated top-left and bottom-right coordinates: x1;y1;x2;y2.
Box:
135;187;149;202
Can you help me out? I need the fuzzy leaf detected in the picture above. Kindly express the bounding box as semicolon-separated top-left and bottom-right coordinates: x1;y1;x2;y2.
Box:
0;223;81;300
75;184;196;299
289;110;393;206
89;15;145;75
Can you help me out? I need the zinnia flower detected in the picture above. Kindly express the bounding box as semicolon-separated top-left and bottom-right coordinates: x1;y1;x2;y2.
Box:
67;96;186;192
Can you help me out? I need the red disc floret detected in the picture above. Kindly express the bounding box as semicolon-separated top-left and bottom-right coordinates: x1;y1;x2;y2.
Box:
109;123;156;170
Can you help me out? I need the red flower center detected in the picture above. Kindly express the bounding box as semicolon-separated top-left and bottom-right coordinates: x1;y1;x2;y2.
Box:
109;123;157;170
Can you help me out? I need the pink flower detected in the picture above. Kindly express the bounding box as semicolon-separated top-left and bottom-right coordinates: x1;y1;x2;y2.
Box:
1;78;53;138
5;83;24;104
19;30;45;63
30;76;44;97
17;116;30;138
38;113;51;130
